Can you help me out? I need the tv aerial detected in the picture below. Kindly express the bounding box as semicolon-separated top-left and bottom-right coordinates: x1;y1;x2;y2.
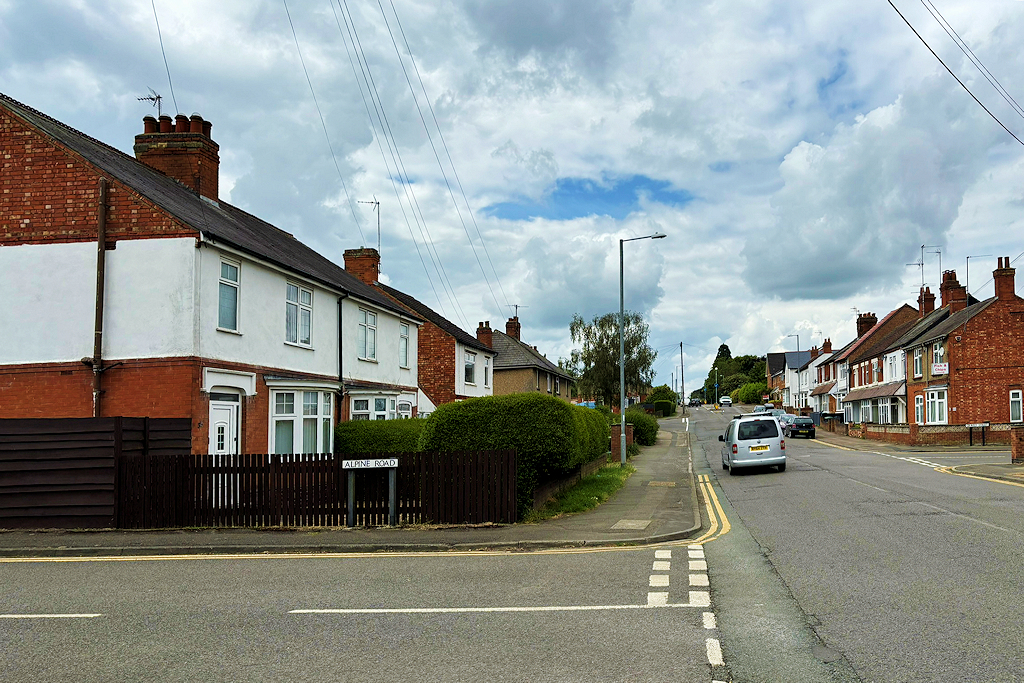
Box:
137;87;163;118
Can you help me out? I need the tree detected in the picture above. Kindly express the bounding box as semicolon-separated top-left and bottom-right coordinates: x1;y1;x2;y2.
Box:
568;311;657;407
647;384;679;405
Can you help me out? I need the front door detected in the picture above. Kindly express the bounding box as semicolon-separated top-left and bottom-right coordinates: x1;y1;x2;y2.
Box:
209;401;239;455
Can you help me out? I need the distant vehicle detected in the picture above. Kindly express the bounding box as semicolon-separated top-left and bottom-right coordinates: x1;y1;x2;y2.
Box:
752;405;768;414
720;396;732;406
769;409;787;418
719;414;786;474
689;398;702;407
763;403;775;409
785;416;816;439
777;413;797;428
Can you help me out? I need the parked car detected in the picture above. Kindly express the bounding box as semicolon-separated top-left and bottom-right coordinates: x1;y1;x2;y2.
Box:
720;396;732;406
719;414;786;474
769;409;787;418
689;398;702;407
785;416;816;439
777;413;797;429
752;405;768;414
763;403;775;409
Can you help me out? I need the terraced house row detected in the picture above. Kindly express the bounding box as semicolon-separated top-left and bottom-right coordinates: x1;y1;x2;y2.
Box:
0;93;571;456
768;260;1024;446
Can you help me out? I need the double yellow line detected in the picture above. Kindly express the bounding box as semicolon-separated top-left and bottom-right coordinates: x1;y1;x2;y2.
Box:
690;474;730;544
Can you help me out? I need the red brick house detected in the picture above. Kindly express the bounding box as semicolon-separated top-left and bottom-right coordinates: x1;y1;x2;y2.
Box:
0;93;422;454
341;247;496;413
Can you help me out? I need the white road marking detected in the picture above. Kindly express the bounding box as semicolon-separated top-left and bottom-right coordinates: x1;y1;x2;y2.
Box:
702;611;717;629
688;548;705;559
688;544;703;550
652;561;671;571
655;549;672;559
290;600;711;615
649;575;669;587
689;573;709;586
647;592;668;606
913;502;1017;532
0;613;102;619
706;637;724;666
689;560;708;571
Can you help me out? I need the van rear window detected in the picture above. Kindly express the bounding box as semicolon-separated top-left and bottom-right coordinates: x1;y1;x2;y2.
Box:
737;420;779;440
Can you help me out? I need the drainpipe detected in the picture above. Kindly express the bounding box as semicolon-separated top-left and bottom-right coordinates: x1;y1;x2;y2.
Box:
92;178;109;417
338;295;347;425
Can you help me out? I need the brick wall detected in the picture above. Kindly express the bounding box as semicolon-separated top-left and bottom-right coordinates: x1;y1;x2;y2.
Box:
2;107;195;246
1012;427;1024;464
416;321;457;407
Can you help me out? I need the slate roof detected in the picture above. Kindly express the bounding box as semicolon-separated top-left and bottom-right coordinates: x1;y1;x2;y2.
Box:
847;305;918;364
913;298;997;347
490;330;572;379
0;92;409;318
766;352;787;377
784;351;811;371
842;381;905;402
883;307;950;353
809;380;836;397
377;283;491;353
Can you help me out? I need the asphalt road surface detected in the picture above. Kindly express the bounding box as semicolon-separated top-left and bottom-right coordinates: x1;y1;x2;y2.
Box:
683;405;1024;683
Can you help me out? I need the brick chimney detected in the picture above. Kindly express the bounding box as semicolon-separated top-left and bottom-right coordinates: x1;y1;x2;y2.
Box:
994;256;1017;301
856;312;877;337
809;345;820;361
476;321;492;349
939;270;968;311
134;113;220;200
822;338;832;354
917;286;936;317
343;248;380;285
505;316;521;340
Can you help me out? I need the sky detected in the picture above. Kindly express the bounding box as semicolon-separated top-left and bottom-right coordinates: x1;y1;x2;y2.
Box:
3;0;1024;397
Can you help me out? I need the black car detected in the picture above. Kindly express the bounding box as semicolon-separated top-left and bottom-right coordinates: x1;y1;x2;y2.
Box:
689;398;702;407
784;416;816;438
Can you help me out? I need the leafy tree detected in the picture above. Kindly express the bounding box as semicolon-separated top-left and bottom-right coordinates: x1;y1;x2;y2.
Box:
568;311;657;408
647;384;679;405
736;382;769;405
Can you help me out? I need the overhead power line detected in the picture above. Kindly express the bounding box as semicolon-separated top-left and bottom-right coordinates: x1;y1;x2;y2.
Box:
887;0;1024;147
150;1;179;115
282;0;368;246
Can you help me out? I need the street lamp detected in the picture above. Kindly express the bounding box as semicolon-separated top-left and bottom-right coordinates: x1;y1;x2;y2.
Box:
619;232;667;465
787;334;800;352
966;254;992;299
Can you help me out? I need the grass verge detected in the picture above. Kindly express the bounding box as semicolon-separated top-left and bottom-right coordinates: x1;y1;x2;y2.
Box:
524;463;636;523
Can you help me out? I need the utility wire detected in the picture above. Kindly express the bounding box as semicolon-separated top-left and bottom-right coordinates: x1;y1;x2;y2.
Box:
920;0;1024;121
282;0;367;246
331;0;469;328
150;0;179;114
887;0;1024;147
380;0;511;315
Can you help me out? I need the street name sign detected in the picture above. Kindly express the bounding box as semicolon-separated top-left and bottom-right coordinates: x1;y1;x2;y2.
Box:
343;458;398;469
966;423;990;428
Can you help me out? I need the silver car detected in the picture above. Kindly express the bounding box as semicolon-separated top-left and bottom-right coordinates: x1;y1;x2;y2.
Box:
720;414;786;474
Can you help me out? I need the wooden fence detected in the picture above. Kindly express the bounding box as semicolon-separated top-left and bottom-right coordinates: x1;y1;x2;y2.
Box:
1;419;516;528
116;450;517;528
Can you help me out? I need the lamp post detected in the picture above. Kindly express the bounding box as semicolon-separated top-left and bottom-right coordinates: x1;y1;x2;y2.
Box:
787;334;800;352
619;232;666;465
966;254;992;298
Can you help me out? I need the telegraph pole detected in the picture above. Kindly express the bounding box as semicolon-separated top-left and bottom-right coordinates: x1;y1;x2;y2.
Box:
680;342;684;402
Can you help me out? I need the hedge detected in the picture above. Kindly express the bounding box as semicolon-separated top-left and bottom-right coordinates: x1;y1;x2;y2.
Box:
653;400;675;417
625;406;659;446
418;393;610;518
335;418;426;454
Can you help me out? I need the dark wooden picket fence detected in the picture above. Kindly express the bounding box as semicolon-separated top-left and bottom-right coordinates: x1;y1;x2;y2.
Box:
115;450;517;528
1;418;517;528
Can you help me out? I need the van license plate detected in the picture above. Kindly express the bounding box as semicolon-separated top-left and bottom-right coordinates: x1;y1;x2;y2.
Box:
748;445;769;452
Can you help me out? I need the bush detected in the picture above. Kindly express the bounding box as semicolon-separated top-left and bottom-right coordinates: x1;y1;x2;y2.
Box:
418;394;610;518
735;382;768;405
653;400;675;417
335;418;426;454
625;406;659;446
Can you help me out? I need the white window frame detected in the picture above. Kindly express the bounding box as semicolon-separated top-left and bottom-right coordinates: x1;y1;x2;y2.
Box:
218;259;240;332
932;342;945;365
914;395;924;424
926;389;947;425
1010;389;1023;423
358;309;377;360
465;351;476;385
554;376;560;396
399;323;410;368
484;357;491;388
547;373;553;393
286;283;313;346
913;348;923;378
271;390;334;454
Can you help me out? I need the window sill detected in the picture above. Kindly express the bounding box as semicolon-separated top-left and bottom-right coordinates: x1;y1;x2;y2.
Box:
217;327;242;336
358;357;378;364
465;382;476;387
284;341;314;351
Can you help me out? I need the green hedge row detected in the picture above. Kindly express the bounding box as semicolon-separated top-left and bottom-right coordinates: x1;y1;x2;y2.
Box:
418;393;610;518
625;406;659;446
334;418;426;454
653;400;675;417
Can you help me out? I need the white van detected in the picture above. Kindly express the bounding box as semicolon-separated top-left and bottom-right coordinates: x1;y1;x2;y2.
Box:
719;414;786;474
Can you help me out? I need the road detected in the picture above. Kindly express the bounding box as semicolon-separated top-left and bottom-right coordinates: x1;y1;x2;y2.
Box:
682;405;1024;682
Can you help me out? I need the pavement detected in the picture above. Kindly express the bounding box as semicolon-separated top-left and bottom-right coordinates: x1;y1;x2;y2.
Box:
0;417;701;558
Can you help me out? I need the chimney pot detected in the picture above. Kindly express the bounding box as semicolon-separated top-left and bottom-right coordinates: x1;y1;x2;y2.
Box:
994;256;1017;301
918;286;936;317
143;116;158;134
189;114;204;134
476;321;493;349
174;114;189;132
343;247;381;285
136;113;220;200
505;316;521;340
158;114;173;133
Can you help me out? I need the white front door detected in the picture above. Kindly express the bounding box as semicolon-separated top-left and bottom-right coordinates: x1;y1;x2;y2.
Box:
209;401;239;455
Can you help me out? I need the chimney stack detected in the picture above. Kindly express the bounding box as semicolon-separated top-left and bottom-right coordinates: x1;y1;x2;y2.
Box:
134;113;220;200
505;316;521;340
994;256;1017;301
856;312;877;337
809;345;820;361
917;286;936;317
343;248;380;285
822;338;832;354
476;321;493;349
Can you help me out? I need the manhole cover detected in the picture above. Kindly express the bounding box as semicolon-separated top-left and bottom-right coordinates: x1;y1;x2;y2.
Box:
611;519;651;530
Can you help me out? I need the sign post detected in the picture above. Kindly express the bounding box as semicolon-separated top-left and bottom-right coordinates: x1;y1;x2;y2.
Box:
343;458;399;527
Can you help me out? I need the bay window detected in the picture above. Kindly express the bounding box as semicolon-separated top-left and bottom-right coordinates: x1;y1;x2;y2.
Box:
272;390;333;453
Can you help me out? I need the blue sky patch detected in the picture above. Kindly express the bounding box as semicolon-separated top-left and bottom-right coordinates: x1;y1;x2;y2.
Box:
484;175;693;221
